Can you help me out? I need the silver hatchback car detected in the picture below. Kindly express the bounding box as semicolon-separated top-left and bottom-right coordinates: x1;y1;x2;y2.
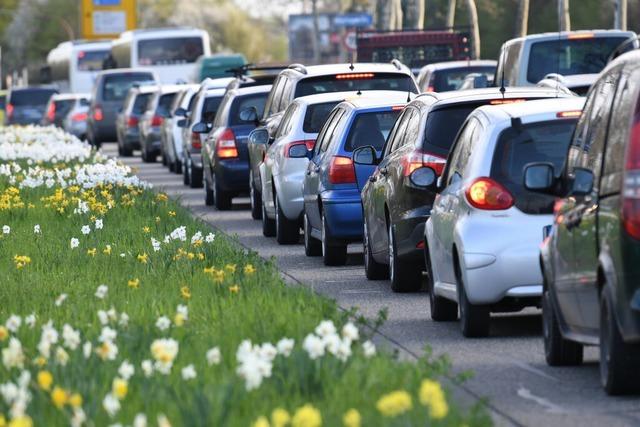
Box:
425;97;585;337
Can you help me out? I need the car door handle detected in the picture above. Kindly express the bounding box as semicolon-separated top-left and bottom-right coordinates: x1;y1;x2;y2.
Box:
379;167;388;176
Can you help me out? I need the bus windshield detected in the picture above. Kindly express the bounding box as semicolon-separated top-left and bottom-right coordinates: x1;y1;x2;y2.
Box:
138;37;204;66
77;50;110;71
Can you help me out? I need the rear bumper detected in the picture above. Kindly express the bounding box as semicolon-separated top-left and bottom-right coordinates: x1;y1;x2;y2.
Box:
91;122;116;142
394;207;431;263
322;189;363;241
215;159;250;193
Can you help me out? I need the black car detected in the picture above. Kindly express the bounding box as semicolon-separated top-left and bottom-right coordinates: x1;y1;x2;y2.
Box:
246;62;419;220
116;86;155;157
355;88;575;292
41;94;78;128
5;87;58;125
525;50;640;395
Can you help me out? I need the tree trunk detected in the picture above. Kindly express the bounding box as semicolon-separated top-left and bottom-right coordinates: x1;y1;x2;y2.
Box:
403;0;425;30
311;0;321;64
446;0;456;28
467;0;480;59
558;0;570;32
391;0;403;30
614;0;627;30
514;0;529;37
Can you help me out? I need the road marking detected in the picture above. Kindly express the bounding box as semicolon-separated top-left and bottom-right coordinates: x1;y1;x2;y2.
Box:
512;361;560;382
340;289;384;294
517;386;567;414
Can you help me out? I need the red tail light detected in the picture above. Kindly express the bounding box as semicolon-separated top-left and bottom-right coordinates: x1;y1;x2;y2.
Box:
622;110;640;239
284;140;315;158
489;99;526;105
126;116;138;127
426;86;435;93
465;177;514;210
191;132;202;150
216;128;238;159
71;112;88;122
402;150;446;177
6;103;13;119
328;155;356;184
46;103;55;122
335;73;374;80
93;106;103;121
151;115;163;127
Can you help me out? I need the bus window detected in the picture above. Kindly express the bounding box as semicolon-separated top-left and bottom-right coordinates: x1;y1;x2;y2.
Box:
138;38;204;66
77;50;110;71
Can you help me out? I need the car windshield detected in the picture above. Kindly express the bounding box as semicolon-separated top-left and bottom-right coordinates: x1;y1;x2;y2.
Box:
138;37;204;66
432;66;496;92
77;50;110;71
303;101;340;133
10;89;57;106
526;37;629;83
157;93;176;117
344;110;401;152
132;94;151;115
229;93;268;126
201;96;223;123
295;73;417;97
422;103;486;157
103;74;155;101
491;119;578;214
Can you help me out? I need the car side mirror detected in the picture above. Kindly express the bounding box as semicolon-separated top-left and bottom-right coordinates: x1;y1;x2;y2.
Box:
240;106;259;124
409;167;436;188
175;107;187;117
249;128;269;145
524;163;556;193
177;119;187;128
353;146;378;165
288;144;309;158
192;122;208;134
571;167;594;196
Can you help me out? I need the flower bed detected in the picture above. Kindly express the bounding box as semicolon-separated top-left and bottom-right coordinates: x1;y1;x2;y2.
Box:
0;127;490;427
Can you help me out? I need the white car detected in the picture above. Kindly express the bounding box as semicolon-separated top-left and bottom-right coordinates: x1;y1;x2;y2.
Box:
259;92;354;244
424;97;585;337
161;84;199;174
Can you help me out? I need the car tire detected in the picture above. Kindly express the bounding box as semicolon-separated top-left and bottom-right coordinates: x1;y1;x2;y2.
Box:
204;171;214;206
321;212;347;266
189;161;203;188
250;170;262;220
457;261;490;338
275;195;299;244
168;158;176;172
262;200;276;237
363;217;388;280
121;144;133;157
182;157;190;186
388;223;421;293
142;145;156;163
304;212;322;257
425;244;457;321
543;286;583;366
599;286;640;395
161;150;167;166
212;172;232;211
175;158;182;175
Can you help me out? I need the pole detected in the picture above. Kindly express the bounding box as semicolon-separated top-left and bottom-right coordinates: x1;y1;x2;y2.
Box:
558;0;570;32
446;0;456;29
467;0;480;59
614;0;627;30
311;0;321;64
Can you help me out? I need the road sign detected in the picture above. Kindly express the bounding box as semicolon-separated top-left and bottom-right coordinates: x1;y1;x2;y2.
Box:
334;13;372;28
343;31;357;52
81;0;136;39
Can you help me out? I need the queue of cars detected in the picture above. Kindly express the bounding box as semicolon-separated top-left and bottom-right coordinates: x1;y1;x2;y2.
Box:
4;27;640;396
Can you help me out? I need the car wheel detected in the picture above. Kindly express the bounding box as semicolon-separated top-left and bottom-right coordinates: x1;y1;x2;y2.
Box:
275;195;299;244
321;212;347;266
121;144;133;157
168;158;176;172
141;143;156;163
425;243;457;321
599;286;640;395
262;200;276;237
212;172;232;210
304;212;321;257
388;223;421;293
161;150;167;166
182;157;190;186
363;217;388;280
175;158;182;175
204;170;214;206
250;170;262;220
543;285;583;366
189;162;202;189
457;261;490;338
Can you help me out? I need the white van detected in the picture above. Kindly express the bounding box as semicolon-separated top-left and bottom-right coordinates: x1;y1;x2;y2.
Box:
47;40;112;93
111;27;211;84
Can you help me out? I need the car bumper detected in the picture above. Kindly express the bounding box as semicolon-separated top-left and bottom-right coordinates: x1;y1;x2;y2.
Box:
215;159;250;193
91;122;116;142
322;188;363;241
394;206;431;262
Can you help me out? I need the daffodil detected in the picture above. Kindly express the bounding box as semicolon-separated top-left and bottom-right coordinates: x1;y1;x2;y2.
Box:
252;416;270;427
142;226;150;233
87;248;97;257
376;390;412;417
69;393;83;408
137;253;148;264
0;326;8;342
291;404;322;427
37;370;53;391
112;378;128;400
272;408;290;427
180;286;191;300
229;285;240;294
103;245;112;255
244;264;256;274
419;379;449;419
225;264;237;273
342;409;361;427
168;210;176;217
51;386;68;408
128;278;140;289
7;416;32;427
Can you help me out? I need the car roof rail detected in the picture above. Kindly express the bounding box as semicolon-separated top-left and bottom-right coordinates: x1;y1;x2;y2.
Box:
607;35;640;63
288;63;308;74
391;59;405;71
225;63;287;78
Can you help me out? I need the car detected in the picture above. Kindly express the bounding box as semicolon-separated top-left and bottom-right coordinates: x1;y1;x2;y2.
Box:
258;92;352;243
524;50;640;395
180;78;234;188
138;85;181;163
116;85;156;156
494;30;636;88
191;53;247;83
424;97;585;338
0;90;7;124
5;87;58;125
161;84;200;173
415;60;497;92
42;93;89;129
61;94;91;140
87;68;158;148
535;73;598;96
302;91;409;266
200;83;272;209
246;61;419;220
356;87;575;292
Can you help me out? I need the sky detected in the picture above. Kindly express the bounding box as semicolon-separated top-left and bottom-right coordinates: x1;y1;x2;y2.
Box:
233;0;305;19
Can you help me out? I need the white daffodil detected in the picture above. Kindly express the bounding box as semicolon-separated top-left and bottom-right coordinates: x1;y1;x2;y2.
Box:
362;340;376;358
276;338;295;357
5;315;21;333
95;284;108;299
181;364;197;381
155;316;171;331
70;238;80;249
95;219;103;229
81;225;91;235
118;360;135;380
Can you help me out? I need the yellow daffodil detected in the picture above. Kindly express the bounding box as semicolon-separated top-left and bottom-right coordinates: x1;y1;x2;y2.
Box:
0;326;8;342
34;356;47;367
244;264;256;274
7;415;32;427
156;193;168;202
291;404;322;427
87;248;97;257
142;226;150;233
168;210;176;217
252;416;270;427
192;239;203;247
376;390;412;417
51;386;68;408
225;264;236;273
271;408;290;427
69;393;83;409
37;370;53;391
174;313;185;327
13;255;31;269
155;216;161;223
187;252;195;260
112;378;128;400
228;285;240;294
213;270;225;284
342;409;361;427
180;286;191;300
137;253;148;264
128;278;140;289
196;253;205;260
0;414;5;427
419;379;448;419
103;245;112;255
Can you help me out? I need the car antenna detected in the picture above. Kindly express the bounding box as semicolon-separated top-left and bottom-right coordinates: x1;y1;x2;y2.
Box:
555;31;562;98
349;63;355;71
356;89;362;95
499;45;506;98
406;91;411;103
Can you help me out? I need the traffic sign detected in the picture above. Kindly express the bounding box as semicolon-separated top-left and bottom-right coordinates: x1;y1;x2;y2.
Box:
81;0;136;39
343;31;357;52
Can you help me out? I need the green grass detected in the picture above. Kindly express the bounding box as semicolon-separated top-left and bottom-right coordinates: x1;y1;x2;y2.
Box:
0;149;491;426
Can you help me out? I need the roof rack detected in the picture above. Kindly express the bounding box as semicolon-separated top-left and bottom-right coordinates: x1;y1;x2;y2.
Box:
390;59;404;71
288;63;308;75
225;64;287;78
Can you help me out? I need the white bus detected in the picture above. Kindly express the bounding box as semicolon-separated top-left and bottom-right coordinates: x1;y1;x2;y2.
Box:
111;27;211;84
47;40;112;93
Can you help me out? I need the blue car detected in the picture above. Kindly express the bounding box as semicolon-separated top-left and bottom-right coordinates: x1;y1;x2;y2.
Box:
302;91;409;266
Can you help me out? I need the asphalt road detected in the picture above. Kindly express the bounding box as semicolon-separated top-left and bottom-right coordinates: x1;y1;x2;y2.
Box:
107;143;640;427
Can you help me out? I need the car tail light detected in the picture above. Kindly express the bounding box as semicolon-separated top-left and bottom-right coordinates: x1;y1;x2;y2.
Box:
489;99;526;105
71;112;88;122
191;132;202;150
568;33;594;40
335;73;374;80
425;86;435;93
126;116;138;127
622;111;640;239
93;106;103;121
46;103;55;122
151;115;163;127
557;110;582;118
328;155;356;184
216;128;238;159
284;139;315;158
6;103;13;119
402;149;446;177
465;177;514;210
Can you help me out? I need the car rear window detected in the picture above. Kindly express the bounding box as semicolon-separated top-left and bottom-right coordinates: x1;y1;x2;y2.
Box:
132;93;151;115
295;73;417;98
54;100;74;118
432;66;496;92
157;93;176;117
491;119;578;214
102;74;155;101
229;93;268;126
344;110;401;152
201;96;223;123
303;101;340;133
10;89;57;106
422;103;486;157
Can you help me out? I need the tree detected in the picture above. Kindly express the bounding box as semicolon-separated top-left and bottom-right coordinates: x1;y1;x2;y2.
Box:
514;0;529;37
558;0;570;31
403;0;425;29
376;0;403;30
614;0;627;30
446;0;456;28
467;0;480;58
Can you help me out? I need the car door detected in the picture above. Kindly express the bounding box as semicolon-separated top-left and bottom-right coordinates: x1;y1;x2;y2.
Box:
570;67;621;330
